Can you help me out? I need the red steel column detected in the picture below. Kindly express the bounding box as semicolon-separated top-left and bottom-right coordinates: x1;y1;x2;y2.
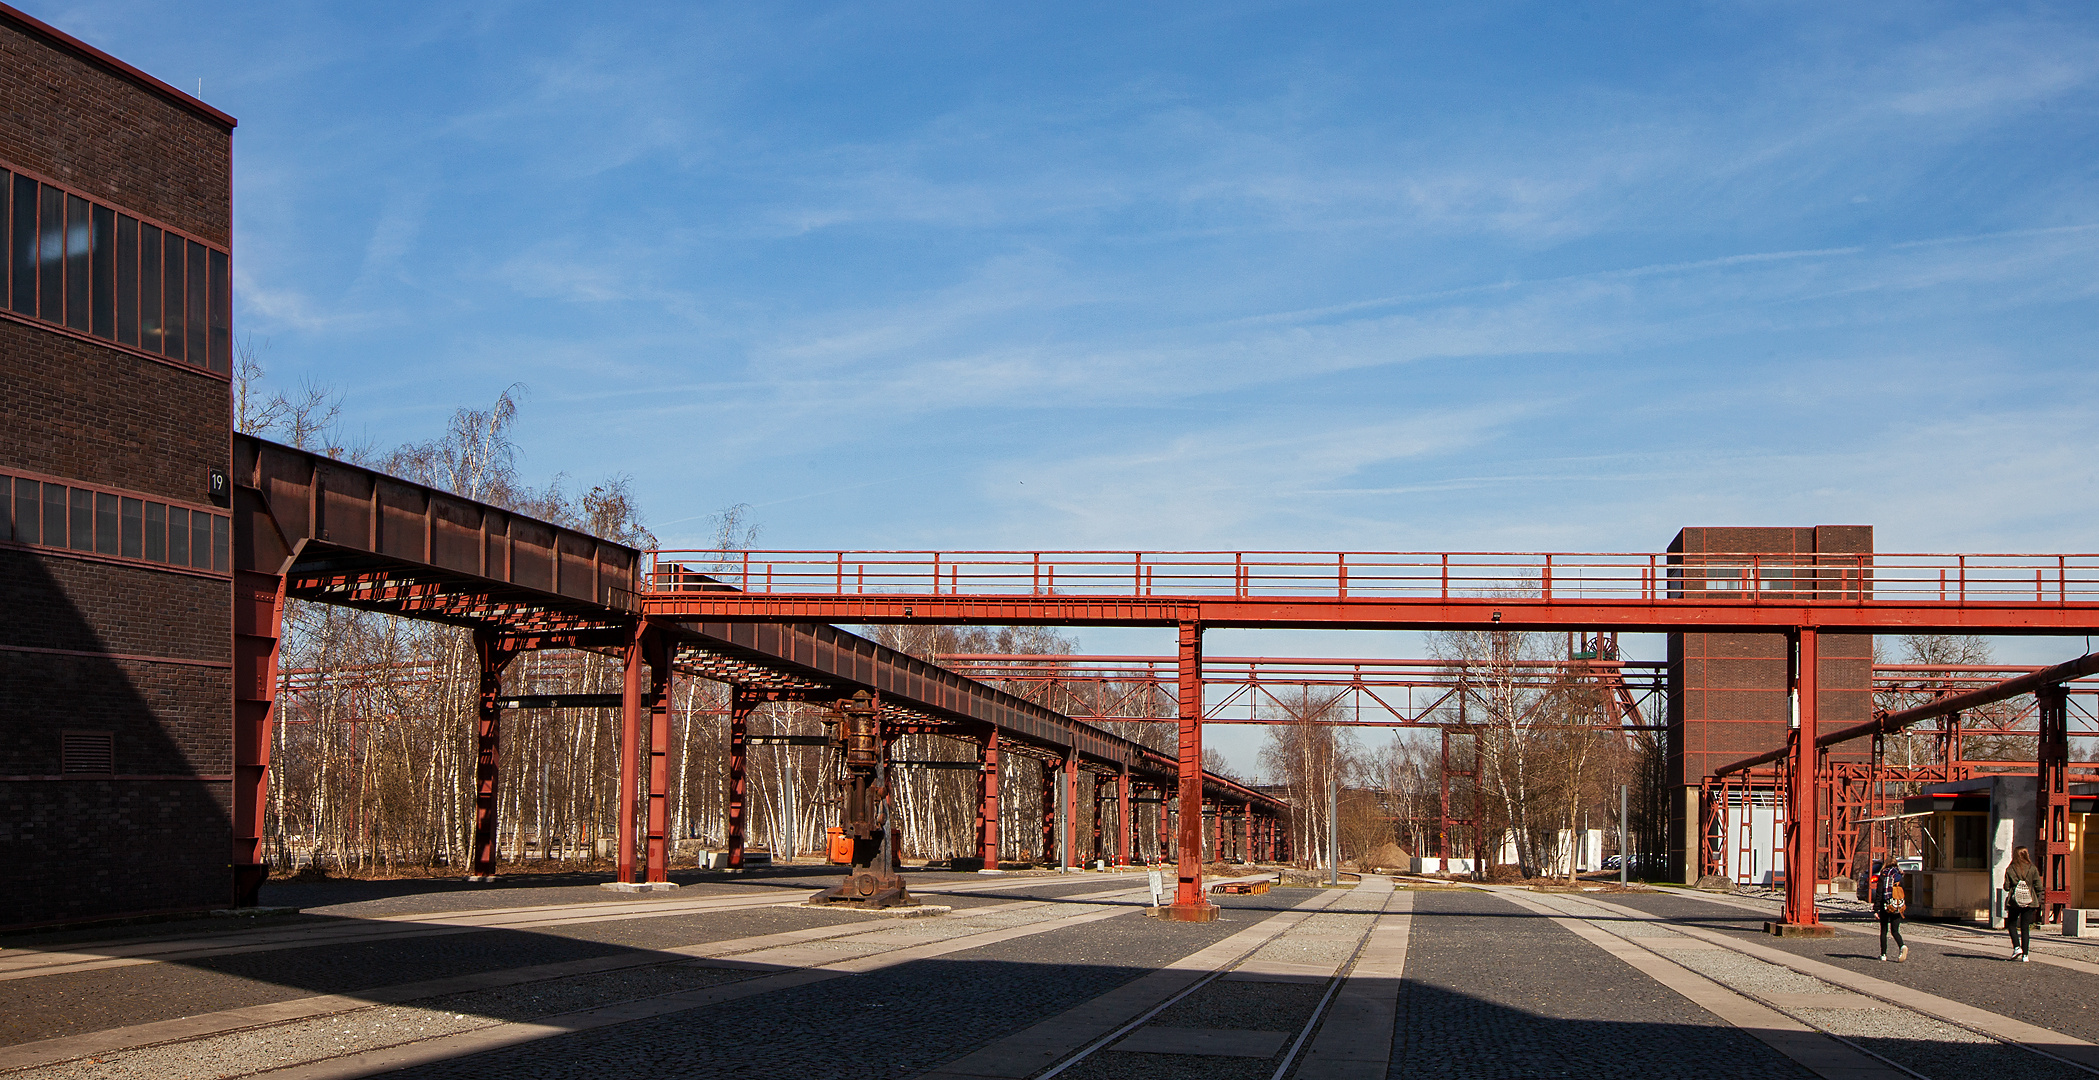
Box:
469;630;520;879
2039;685;2071;920
1776;628;1827;932
643;630;673;883
1041;760;1059;866
1091;775;1104;865
231;569;286;907
1064;754;1080;868
727;687;753;869
977;729;1001;870
1116;768;1132;866
1167;622;1216;919
617;623;646;883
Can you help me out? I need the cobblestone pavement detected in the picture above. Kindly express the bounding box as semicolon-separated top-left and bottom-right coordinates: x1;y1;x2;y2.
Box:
1601;887;2099;1047
1057;881;1391;1080
16;873;2099;1079
324;894;1257;1080
1526;888;2079;1080
0;870;1142;1049
1393;889;1819;1079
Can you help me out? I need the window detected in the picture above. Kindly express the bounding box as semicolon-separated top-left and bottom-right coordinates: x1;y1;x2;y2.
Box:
162;229;184;362
91;204;114;338
1;473;228;573
41;481;64;546
1951;814;1986;869
9;173;32;314
12;477;37;544
64;194;89;332
1701;566;1745;593
94;491;118;555
168;505;189;565
67;487;92;551
143;500;165;561
0;165;230;372
139;222;161;352
37;182;62;320
114;214;136;345
121;497;141;558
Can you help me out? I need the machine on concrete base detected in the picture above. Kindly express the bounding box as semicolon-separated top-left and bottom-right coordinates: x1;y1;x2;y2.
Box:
811;691;917;910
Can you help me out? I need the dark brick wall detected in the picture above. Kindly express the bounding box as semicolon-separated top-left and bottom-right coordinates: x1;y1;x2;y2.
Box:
0;317;228;504
0;646;230;776
0;780;230;923
1;552;228;661
0;18;231;245
0;15;234;927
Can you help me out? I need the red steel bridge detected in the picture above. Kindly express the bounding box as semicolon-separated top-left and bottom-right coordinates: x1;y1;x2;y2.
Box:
229;438;1281;911
646;548;2099;923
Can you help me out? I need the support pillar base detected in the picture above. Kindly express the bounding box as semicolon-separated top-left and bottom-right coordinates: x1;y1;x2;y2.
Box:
463;875;501;884
600;881;679;893
1156;901;1219;922
1763;921;1834;937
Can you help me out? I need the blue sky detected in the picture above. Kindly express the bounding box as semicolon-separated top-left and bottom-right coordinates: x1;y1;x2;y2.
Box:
38;1;2099;767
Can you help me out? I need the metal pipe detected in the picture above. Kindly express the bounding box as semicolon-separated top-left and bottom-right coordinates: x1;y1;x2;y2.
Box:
1327;769;1339;887
1619;785;1628;886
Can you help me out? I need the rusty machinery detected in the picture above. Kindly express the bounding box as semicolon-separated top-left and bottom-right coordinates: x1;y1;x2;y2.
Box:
811;690;915;908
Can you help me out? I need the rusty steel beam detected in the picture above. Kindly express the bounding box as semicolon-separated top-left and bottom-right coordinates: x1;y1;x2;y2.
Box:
236;434;641;631
1717;648;2099;778
1817;650;2099;751
660;619;1280;811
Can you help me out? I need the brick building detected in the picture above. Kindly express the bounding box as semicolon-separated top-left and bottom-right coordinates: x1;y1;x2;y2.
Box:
1665;526;1875;882
0;5;236;927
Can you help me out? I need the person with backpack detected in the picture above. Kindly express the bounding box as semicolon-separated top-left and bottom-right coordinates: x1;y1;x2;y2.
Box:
2004;846;2046;961
1873;860;1908;962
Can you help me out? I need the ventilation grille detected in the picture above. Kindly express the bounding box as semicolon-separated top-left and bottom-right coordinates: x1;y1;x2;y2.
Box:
61;730;114;774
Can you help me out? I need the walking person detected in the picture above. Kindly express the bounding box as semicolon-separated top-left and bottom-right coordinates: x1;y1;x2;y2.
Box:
2005;846;2045;962
1872;859;1908;962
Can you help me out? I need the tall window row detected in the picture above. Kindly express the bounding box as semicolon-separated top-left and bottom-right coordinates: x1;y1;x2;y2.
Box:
3;473;229;573
1;165;230;373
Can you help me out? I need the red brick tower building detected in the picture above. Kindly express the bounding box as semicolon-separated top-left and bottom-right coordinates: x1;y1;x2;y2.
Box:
0;5;236;927
1666;526;1875;882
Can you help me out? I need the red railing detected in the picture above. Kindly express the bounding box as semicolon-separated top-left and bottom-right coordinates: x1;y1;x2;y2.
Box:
645;549;2099;605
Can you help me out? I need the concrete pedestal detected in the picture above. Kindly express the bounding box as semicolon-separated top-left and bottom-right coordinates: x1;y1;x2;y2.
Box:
1158;902;1219;922
600;881;679;893
1763;921;1835;937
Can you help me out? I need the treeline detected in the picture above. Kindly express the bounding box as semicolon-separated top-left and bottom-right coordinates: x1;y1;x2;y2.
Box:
1256;633;1658;881
245;364;1195;873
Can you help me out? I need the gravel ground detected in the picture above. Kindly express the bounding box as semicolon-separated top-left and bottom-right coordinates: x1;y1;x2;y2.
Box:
1625;919;2076;1080
1394;889;1818;1080
1600;889;2099;1046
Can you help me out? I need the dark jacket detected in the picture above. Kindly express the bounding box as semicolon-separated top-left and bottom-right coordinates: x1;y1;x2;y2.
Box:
2005;862;2045;909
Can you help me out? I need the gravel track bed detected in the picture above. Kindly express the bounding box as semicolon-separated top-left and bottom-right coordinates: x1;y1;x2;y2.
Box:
1582;898;2084;1080
1597;889;2099;1045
